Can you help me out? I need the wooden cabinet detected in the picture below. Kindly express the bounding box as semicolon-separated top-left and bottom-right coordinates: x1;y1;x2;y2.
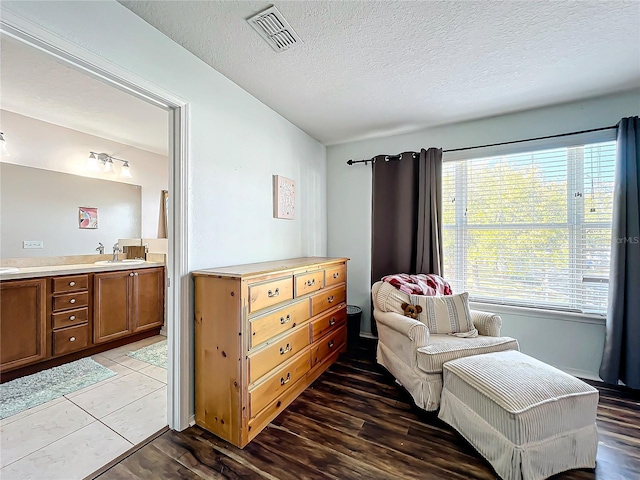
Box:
0;279;47;372
194;256;348;448
94;267;164;344
51;274;90;357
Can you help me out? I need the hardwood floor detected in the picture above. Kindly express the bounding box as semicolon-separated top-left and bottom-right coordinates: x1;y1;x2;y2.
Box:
96;340;640;480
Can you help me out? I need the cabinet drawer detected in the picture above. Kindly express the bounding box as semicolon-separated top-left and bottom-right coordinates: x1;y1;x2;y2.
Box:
311;306;347;342
294;270;324;297
53;275;89;293
52;307;88;329
310;285;346;317
324;264;346;287
250;299;309;348
248;276;293;313
53;324;89;356
249;351;310;416
311;326;346;367
249;327;309;384
53;292;89;311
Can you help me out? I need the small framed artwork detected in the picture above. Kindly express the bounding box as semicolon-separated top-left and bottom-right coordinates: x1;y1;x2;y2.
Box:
79;207;98;229
273;175;295;219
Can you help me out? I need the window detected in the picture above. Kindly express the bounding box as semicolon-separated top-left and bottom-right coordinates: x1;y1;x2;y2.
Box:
442;140;616;314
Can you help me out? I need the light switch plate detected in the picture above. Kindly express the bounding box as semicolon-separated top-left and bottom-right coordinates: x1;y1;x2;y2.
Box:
23;240;44;249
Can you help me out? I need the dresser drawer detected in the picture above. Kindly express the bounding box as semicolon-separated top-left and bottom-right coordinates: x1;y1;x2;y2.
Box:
311;306;347;342
294;270;325;297
248;276;293;313
52;274;89;293
249;351;310;416
249;327;310;384
53;324;89;356
53;292;89;311
52;307;88;330
250;299;309;348
311;326;346;367
324;264;346;287
310;285;346;317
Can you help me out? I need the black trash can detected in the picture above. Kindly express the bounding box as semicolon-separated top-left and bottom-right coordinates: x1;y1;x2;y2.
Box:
346;305;362;349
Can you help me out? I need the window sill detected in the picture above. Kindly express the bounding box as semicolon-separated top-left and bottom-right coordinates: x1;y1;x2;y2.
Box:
469;301;606;325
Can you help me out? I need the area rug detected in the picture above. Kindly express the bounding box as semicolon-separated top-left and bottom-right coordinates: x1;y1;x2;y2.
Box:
0;358;116;419
128;340;167;368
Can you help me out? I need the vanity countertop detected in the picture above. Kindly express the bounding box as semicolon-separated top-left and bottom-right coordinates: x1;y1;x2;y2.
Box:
0;261;165;281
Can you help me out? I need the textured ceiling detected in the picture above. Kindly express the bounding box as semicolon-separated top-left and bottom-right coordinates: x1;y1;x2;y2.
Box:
0;35;168;155
120;0;640;146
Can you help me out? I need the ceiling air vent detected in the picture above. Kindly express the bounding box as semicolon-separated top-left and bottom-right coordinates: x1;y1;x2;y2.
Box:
247;5;302;53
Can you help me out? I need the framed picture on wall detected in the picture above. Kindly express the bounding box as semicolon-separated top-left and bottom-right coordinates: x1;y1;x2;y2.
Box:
273;175;295;219
79;207;98;229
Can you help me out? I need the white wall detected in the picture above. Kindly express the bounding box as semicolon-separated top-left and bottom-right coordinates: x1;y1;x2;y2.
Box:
0;110;168;240
1;163;141;257
327;89;640;378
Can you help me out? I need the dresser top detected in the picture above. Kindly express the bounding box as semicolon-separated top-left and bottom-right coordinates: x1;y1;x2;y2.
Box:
192;256;348;279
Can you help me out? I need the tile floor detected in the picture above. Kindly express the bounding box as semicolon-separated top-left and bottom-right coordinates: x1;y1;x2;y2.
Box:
0;335;168;480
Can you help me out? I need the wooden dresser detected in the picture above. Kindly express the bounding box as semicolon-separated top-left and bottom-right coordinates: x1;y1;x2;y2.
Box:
193;256;349;448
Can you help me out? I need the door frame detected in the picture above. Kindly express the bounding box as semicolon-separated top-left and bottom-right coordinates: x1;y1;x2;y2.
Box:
1;13;192;430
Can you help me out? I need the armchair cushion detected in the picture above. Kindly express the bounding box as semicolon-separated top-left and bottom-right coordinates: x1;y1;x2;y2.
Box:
410;292;478;337
416;335;519;374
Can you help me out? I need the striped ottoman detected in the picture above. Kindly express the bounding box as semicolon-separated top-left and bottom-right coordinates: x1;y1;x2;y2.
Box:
438;350;599;480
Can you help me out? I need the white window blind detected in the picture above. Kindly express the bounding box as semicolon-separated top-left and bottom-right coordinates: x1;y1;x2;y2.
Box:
442;140;616;314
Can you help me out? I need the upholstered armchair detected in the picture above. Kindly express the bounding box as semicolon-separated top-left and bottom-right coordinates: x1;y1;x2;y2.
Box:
372;281;519;411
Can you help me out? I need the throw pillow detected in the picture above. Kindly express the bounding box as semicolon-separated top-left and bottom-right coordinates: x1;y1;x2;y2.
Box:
409;292;478;337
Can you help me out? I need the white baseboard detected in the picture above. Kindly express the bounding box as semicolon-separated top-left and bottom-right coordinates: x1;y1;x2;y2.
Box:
188;414;196;427
559;367;601;382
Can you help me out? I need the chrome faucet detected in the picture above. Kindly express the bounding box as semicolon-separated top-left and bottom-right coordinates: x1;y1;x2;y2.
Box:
96;242;104;255
112;243;121;262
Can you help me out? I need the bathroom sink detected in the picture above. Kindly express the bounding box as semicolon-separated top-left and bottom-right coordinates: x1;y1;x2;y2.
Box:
94;259;146;266
0;267;19;274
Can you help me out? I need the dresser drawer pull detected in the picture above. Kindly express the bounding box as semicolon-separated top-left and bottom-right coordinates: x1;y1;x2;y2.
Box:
329;318;336;326
69;315;76;321
328;340;335;348
70;337;76;342
279;343;292;355
69;298;76;304
130;273;134;277
280;373;291;386
327;295;335;303
306;279;316;287
333;272;340;279
280;314;291;325
267;288;280;298
69;281;76;287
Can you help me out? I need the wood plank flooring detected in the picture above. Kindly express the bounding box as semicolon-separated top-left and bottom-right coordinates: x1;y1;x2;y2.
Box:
96;340;640;480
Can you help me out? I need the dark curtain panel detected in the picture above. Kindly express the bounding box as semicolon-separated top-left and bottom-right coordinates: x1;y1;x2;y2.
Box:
371;148;443;333
600;117;640;389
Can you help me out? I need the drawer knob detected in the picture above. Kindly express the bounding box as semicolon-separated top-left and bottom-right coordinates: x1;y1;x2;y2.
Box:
69;298;76;304
327;295;335;303
333;272;340;279
69;281;76;286
280;314;291;325
306;279;315;287
328;340;335;348
70;337;76;342
280;373;291;386
69;315;76;321
130;273;134;277
267;288;280;298
135;272;138;276
279;343;292;355
329;318;336;326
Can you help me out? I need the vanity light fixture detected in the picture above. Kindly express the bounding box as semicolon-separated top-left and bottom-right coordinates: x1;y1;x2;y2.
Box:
87;151;133;178
0;132;9;157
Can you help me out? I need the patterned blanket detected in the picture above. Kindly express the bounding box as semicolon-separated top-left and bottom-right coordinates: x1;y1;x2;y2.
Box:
382;273;452;296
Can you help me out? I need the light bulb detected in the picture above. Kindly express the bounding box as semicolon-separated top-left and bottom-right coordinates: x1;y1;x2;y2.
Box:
103;158;114;173
120;162;132;178
0;132;9;157
87;152;99;171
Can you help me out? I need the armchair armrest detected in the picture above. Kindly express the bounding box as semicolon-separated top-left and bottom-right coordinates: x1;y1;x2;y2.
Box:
374;309;429;369
471;310;502;337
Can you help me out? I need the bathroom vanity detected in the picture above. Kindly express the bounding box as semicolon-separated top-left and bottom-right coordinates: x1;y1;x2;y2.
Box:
0;261;165;380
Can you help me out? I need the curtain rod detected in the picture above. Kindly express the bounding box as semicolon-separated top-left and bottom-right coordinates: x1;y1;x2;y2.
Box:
345;124;618;166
